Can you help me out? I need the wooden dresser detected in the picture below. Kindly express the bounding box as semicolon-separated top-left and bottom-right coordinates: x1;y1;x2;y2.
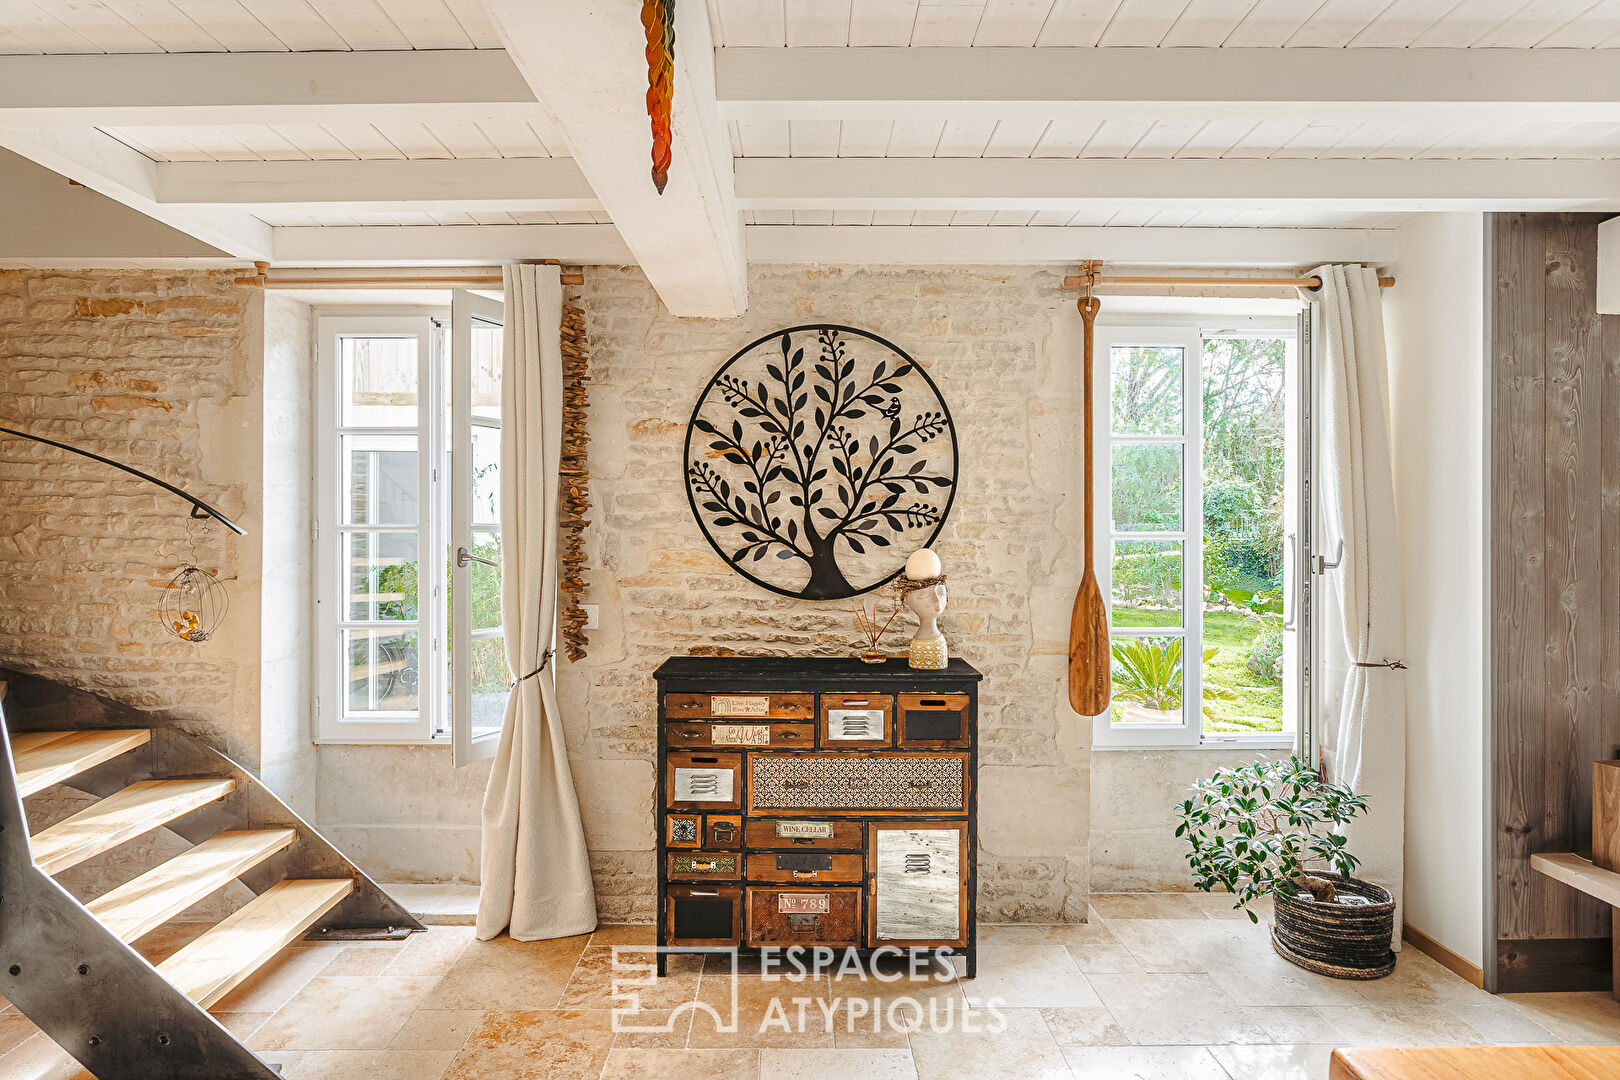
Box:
654;656;982;976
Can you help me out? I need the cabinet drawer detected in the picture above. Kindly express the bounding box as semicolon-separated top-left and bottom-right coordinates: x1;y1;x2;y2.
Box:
745;851;864;884
667;884;742;946
819;693;892;747
667;814;742;849
668;851;741;881
666;722;814;749
664;693;814;720
869;822;967;947
746;887;862;948
665;753;743;811
748;753;969;815
896;693;971;748
744;818;864;851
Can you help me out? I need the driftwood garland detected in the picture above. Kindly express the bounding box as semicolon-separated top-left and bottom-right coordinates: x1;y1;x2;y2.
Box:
559;285;593;662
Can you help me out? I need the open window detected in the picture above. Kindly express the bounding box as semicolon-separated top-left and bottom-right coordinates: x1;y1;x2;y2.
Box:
314;292;508;756
1092;319;1307;751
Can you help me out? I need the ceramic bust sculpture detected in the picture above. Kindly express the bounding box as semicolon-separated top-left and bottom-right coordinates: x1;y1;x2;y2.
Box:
899;548;948;670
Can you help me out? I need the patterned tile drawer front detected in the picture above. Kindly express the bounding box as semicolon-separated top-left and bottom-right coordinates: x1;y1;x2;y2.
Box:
665;722;815;748
668;851;741;880
748;753;968;814
664;692;814;719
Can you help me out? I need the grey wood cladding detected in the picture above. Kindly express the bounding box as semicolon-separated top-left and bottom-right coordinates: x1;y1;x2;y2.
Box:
1490;212;1620;991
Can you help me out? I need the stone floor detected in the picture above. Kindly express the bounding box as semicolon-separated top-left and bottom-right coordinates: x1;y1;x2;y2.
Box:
4;892;1620;1079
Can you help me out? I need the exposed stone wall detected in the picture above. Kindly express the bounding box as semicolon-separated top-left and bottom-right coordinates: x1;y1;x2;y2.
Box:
560;265;1092;922
0;269;265;766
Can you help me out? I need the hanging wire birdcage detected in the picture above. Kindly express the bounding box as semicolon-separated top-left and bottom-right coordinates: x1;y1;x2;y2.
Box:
161;564;228;642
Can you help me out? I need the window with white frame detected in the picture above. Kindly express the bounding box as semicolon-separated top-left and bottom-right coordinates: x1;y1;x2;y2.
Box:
316;296;508;761
1093;322;1304;750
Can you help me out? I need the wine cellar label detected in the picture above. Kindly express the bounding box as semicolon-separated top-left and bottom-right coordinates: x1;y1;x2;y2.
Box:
776;820;835;839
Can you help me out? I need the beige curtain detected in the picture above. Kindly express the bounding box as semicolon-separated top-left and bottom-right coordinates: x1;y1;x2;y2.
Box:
476;264;597;941
1310;263;1405;943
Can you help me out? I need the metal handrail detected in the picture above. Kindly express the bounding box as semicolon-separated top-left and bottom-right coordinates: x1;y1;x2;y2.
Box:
0;424;245;535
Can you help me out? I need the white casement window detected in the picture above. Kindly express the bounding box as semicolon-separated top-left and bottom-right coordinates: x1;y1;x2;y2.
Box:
1092;321;1304;751
315;295;508;760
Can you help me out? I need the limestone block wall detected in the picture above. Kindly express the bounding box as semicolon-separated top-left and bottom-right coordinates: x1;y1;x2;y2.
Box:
0;269;265;766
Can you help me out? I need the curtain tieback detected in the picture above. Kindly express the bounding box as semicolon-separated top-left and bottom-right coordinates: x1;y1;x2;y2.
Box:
1354;659;1407;670
517;649;555;682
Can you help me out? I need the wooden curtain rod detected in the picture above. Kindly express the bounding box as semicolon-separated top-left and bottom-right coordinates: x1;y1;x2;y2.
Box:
234;263;584;288
1063;271;1395;290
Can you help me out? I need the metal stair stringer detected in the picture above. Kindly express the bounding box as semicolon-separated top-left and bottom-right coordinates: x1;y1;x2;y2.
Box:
0;711;283;1080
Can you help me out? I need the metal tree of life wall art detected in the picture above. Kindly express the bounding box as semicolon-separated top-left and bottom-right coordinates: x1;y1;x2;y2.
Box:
684;325;957;600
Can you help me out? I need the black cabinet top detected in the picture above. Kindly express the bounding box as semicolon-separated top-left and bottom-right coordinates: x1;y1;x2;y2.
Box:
653;655;982;688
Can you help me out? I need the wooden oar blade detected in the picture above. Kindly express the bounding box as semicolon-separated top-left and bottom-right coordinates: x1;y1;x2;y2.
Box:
1067;570;1111;716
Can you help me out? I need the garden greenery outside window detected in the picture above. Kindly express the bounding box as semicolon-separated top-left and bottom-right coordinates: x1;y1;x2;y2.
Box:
314;304;509;748
1093;321;1302;751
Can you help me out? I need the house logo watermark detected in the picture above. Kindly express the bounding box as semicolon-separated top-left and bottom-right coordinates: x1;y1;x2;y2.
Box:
609;946;1007;1037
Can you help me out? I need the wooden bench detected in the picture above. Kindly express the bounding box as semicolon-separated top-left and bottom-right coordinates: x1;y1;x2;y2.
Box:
1531;852;1620;1001
1331;1045;1620;1080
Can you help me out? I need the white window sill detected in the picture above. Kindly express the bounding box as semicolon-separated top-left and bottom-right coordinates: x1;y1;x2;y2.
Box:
312;736;453;747
1094;739;1295;752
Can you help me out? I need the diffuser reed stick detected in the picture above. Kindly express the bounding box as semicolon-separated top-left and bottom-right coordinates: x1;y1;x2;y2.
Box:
852;596;903;664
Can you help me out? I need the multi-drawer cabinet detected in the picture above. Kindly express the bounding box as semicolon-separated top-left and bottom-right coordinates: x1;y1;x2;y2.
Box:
655;656;982;976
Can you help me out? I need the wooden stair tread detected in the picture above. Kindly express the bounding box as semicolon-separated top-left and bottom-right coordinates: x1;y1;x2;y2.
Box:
87;829;297;944
158;878;354;1008
30;778;236;876
14;729;150;797
1331;1045;1620;1080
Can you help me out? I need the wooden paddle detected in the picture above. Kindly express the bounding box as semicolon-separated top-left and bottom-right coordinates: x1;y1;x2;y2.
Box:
1068;294;1111;716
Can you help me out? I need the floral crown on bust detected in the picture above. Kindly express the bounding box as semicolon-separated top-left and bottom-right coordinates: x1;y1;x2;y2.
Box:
892;573;946;594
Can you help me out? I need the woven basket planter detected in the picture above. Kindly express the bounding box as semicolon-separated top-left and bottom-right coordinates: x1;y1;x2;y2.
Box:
1271;875;1396;980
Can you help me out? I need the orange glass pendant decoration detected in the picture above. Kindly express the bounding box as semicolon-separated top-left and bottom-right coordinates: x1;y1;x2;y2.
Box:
642;0;675;193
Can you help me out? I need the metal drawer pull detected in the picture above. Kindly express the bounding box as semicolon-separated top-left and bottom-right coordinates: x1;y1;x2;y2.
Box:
792;870;819;879
710;823;736;842
905;854;931;874
779;731;801;739
681;731;702;738
907;779;933;789
688;774;720;795
692;860;716;871
690;890;719;897
784;780;810;790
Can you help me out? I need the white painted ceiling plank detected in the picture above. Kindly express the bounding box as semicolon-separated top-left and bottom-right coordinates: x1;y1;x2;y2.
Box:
216;124;310;160
1034;0;1126;45
1079;118;1153;157
440;0;500;45
373;0;474;49
426;121;502;159
911;0;988;44
1221;0;1330;46
1160;0;1259;45
1535;0;1620;47
1472;0;1603;47
271;223;633;264
1172;119;1254;158
886;118;946;156
1032;117;1101;158
0;0;106;52
785;0;852;44
934;117;998;157
871;208;915;224
988;209;1036;225
1125;120;1203;159
752;208;794;224
1343;0;1462;47
793;209;834;224
983;118;1052;158
832;209;876;224
1099;0;1194;46
848;0;920;43
233;0;349;50
103;125;214;161
1268;121;1366;160
1028;208;1076;225
23;0;168;51
973;0;1061;45
735;119;791;157
175;125;262;161
372;122;453;158
911;208;955;224
839;119;896;157
269;124;359;159
1406;0;1536;47
1284;0;1401;47
485;0;746;315
320;122;407;160
789;118;842;157
302;0;411;49
949;209;995;224
96;0;229;51
166;0;289;50
473;116;554;158
719;0;787;45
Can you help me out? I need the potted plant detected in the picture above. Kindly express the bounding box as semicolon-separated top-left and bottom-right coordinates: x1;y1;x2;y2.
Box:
1175;756;1396;979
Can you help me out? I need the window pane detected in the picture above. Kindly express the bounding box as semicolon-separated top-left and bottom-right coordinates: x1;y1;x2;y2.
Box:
341;336;418;427
467;530;502;632
1111;345;1183;435
469;635;509;738
1202;334;1288;735
471;425;501;526
347;532;418;621
1111;540;1181;626
1112;443;1182;531
1108;636;1184;725
344;628;419;714
471;318;502;421
344;437;418;525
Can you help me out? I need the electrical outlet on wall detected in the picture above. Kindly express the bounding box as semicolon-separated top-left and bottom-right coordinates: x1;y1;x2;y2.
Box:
581;604;599;630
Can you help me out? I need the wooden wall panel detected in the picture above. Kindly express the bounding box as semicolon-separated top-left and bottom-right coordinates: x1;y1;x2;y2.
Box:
1490;212;1620;992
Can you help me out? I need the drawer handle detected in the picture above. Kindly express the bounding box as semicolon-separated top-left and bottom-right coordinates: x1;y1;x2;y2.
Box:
679;702;702;709
905;854;932;874
779;731;801;740
692;860;717;871
681;731;702;739
907;779;933;789
791;870;820;879
840;699;870;706
690;890;719;897
784;780;811;790
918;699;947;707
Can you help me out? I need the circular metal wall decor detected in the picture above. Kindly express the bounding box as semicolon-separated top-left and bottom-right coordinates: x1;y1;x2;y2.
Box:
684;324;957;600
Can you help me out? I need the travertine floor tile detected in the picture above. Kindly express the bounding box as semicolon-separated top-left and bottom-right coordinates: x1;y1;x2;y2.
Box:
1207;1044;1335;1080
1445;999;1558;1045
280;1049;457;1080
1061;1044;1228;1080
600;1047;759;1079
424;933;589;1010
1062;944;1142;974
389;1009;486;1051
318;946;400;976
1038;1006;1128;1046
909;1007;1071;1080
760;1047;917;1080
252;975;442;1051
0;1032;94;1080
443;1009;614;1080
610;1006;695;1049
1313;1003;1488;1046
1350;949;1494;1008
1188;891;1274;922
0;1011;39;1056
386;928;478;977
1100;919;1207;974
213;945;339;1014
1089;893;1210;922
590;925;657;947
961;942;1100;1008
980;921;1118;949
1088;973;1280;1045
1499;992;1620;1045
559;946;702;1010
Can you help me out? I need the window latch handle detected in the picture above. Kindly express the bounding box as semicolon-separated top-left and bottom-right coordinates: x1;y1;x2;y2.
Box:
457;546;498;569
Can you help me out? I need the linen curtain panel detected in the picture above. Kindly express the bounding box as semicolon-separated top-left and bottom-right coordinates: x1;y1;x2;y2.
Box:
476;263;597;941
1310;263;1406;941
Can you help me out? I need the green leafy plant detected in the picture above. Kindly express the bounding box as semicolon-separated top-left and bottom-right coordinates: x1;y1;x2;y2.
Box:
1111;638;1238;716
1175;756;1369;922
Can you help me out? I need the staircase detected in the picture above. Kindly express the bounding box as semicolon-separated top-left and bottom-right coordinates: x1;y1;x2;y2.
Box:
0;675;423;1079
